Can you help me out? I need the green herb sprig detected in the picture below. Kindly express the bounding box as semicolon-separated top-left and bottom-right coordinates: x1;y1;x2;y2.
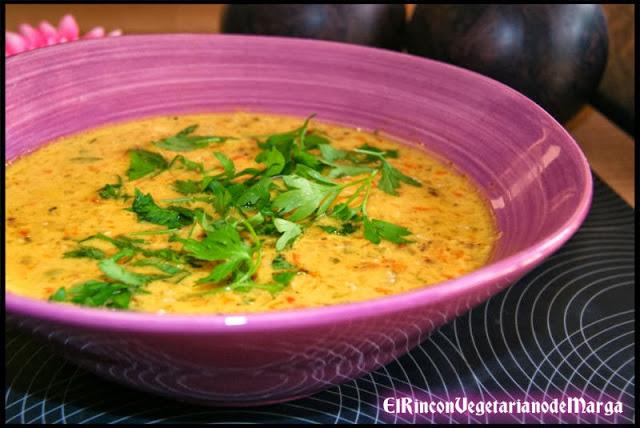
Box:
53;115;422;308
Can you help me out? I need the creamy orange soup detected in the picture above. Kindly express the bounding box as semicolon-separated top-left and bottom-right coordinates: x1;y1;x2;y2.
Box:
6;113;497;314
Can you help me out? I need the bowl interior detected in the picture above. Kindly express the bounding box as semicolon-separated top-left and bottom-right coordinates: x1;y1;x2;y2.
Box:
5;35;592;324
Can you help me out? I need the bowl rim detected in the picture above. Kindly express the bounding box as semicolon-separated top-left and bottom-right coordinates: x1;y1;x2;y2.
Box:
5;34;593;333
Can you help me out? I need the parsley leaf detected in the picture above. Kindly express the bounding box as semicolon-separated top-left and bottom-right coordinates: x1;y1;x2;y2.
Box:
256;115;320;174
356;144;399;160
272;271;296;286
272;254;295;270
213;152;235;179
168;155;204;173
272;175;340;221
63;246;106;260
363;217;412;244
318;222;358;235
319;144;348;162
273;218;303;251
98;176;130;200
256;147;286;176
130;189;195;228
141;247;196;266
271;255;298;287
205;180;233;215
258;132;296;172
173;179;203;195
225;280;287;296
177;221;250;263
174;220;257;289
127;149;168;180
303;132;330;149
319;145;374;177
49;280;134;309
326;163;374;179
79;233;145;250
331;202;362;222
153;125;229;152
294;164;337;185
378;159;422;195
98;257;159;286
131;258;184;275
235;177;272;210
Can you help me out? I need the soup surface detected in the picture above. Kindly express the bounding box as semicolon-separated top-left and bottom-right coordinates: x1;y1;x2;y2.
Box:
6;113;497;314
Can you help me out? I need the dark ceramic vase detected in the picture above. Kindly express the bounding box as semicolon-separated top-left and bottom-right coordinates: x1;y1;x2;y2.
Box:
408;4;609;123
222;4;406;51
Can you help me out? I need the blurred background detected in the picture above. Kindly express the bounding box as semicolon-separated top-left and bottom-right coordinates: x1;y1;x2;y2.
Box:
5;3;634;204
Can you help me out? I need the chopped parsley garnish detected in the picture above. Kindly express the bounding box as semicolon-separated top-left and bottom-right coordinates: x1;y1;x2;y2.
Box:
173;179;203;195
98;257;160;287
272;254;295;270
363;217;412;244
49;280;135;309
98;176;130;200
356;143;399;160
272;175;341;221
168;154;205;173
63;246;106;260
175;218;263;293
272;271;296;286
354;147;421;195
79;233;145;250
50;115;423;309
318;222;358;236
271;255;298;287
273;218;303;251
127;149;168;180
153;125;230;152
213;152;236;179
256;147;286;176
131;258;184;275
130;189;196;229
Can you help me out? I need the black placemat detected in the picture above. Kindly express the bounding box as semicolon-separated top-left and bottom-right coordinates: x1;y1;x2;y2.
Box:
5;175;635;424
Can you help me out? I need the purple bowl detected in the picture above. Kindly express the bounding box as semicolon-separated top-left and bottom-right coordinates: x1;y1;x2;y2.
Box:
5;35;592;406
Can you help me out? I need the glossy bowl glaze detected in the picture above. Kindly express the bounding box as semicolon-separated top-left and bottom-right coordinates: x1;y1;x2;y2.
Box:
5;35;592;406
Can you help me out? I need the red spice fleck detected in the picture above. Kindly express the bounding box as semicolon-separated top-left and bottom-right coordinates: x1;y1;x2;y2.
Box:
18;229;29;237
64;226;79;238
453;191;464;197
359;261;382;269
435;170;448;176
385;259;407;273
286;296;295;303
292;253;301;265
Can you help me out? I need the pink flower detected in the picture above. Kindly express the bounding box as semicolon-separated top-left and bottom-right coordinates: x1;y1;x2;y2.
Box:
6;14;122;57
